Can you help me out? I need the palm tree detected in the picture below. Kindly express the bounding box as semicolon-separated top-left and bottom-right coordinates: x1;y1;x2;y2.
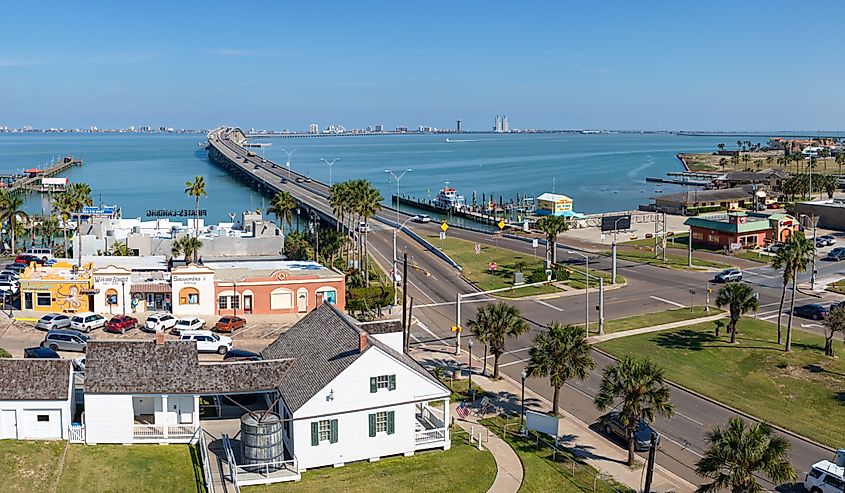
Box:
715;283;759;344
594;356;675;467
718;158;727;171
171;236;203;264
820;147;830;174
1;195;28;255
695;418;796;493
717;143;725;152
184;176;207;237
66;182;93;266
836;152;845;177
537;215;568;266
468;312;491;376
527;322;595;415
468;302;529;379
783;232;815;352
736;140;743;151
730;154;740;168
770;245;795;345
741;153;751;168
52;192;74;257
355;181;382;286
267;191;296;231
109;241;131;256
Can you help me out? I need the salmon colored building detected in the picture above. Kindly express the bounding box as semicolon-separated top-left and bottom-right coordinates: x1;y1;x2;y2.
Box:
685;212;798;250
209;260;345;316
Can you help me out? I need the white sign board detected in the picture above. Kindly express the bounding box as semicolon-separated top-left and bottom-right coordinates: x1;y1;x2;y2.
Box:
532;238;539;248
42;177;68;186
525;409;562;438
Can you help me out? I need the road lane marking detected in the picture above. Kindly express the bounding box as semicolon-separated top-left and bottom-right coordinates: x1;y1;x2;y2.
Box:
649;296;686;308
535;300;565;312
414;298;491;309
676;412;704;426
499;358;531;368
743;271;775;279
486;347;531;359
413;321;452;346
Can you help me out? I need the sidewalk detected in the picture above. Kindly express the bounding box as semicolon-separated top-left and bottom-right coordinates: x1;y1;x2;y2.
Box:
451;404;523;493
412;346;695;493
586;312;727;344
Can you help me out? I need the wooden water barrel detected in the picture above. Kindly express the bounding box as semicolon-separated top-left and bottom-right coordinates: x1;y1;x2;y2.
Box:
240;412;284;469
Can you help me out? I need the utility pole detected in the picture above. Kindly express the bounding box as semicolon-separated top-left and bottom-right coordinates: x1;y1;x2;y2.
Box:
282;149;295;180
402;252;408;348
598;277;605;335
643;432;658;493
455;293;462;355
688;226;693;267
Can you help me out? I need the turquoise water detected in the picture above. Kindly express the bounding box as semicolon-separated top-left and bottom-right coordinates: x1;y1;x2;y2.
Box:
0;132;769;223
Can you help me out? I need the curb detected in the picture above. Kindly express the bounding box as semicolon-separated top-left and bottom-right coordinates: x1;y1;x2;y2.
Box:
591;347;835;454
14;317;38;322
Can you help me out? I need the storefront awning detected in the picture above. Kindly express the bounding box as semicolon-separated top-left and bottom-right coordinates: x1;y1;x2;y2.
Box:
130;283;171;293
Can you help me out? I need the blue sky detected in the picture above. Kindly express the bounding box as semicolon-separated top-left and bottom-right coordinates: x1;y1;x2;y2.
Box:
2;1;843;131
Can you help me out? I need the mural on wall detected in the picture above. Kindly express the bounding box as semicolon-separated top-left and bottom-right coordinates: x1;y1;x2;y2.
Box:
56;283;88;311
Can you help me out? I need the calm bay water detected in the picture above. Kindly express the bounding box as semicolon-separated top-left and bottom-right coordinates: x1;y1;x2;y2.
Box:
0;132;773;223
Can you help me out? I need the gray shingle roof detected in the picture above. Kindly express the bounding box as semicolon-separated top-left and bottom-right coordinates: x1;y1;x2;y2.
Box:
0;359;72;400
85;340;294;394
656;187;752;206
358;319;403;334
261;304;447;412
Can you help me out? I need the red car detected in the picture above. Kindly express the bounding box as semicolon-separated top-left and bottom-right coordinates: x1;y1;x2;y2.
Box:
15;254;45;265
104;315;138;334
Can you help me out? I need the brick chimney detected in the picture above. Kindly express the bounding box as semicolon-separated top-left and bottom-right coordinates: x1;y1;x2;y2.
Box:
155;331;165;346
358;331;368;353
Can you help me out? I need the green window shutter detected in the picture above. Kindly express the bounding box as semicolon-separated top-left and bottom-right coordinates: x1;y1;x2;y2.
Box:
330;419;338;444
387;411;395;435
370;377;377;393
388;374;396;391
310;421;319;446
368;414;376;437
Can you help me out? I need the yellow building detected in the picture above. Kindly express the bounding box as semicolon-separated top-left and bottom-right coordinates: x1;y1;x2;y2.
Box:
536;193;574;217
20;261;94;313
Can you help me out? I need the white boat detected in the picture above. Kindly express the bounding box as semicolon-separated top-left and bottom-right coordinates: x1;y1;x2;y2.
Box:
444;138;452;143
433;187;466;210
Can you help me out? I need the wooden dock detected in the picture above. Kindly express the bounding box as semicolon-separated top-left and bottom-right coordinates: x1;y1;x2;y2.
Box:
4;156;83;195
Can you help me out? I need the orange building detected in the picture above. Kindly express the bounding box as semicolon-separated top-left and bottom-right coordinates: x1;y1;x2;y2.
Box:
208;260;345;316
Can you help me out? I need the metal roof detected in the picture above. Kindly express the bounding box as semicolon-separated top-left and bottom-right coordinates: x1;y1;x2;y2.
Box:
208;260;342;282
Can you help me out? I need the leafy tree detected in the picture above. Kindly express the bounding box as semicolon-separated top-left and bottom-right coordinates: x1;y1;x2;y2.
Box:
526;322;595;415
468;302;529;379
184;176;207;237
715;283;759;344
695;418;796;493
283;231;314;260
537;215;568;266
836;152;845;177
822;305;845;357
594;356;674;467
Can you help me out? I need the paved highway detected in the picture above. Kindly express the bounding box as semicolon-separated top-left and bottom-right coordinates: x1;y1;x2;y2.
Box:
208;127;840;487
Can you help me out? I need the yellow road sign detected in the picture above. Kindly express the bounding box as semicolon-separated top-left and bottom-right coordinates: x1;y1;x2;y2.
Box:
440;221;449;232
451;325;463;333
498;219;506;230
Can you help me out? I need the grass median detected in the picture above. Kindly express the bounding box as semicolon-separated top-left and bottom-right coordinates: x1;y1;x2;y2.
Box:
609;249;730;270
598;318;845;447
246;428;496;493
584;306;721;334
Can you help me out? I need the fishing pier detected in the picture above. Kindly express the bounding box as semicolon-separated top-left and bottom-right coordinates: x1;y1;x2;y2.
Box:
1;156;82;195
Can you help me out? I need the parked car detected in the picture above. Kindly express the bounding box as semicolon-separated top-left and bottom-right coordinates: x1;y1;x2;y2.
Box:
72;356;86;372
0;269;20;279
804;460;845;493
41;330;88;353
4;263;26;273
214;316;246;333
793;303;830;321
713;268;742;283
0;282;19;295
601;411;660;452
223;349;263;361
358;222;371;233
24;347;60;359
412;214;431;224
179;330;232;354
25;247;53;258
35;313;72;331
826;247;845;262
104;315;138;334
70;312;106;333
0;275;20;286
143;312;177;332
14;254;45;265
172;317;205;335
832;301;845;312
815;237;830;248
819;235;837;247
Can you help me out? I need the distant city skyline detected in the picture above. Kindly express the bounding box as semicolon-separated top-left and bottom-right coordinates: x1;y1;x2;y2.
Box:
2;1;844;131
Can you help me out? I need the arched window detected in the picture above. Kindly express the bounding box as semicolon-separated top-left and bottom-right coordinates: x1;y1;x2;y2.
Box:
316;286;337;305
179;287;200;305
105;288;118;306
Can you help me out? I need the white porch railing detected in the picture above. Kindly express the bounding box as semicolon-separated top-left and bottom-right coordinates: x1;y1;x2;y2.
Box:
419;404;445;429
68;424;85;443
133;424;197;440
191;427;215;493
222;433;300;487
415;428;447;445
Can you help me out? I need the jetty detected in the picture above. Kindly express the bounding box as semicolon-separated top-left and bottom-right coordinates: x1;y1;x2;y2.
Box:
3;156;82;195
645;176;709;186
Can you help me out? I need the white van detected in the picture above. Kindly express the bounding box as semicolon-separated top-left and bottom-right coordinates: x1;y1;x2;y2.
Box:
26;247;53;258
179;330;232;354
70;312;106;333
805;453;845;493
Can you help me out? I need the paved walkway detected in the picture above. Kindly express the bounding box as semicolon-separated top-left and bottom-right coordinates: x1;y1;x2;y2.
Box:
412;347;695;493
452;403;524;493
586;312;727;344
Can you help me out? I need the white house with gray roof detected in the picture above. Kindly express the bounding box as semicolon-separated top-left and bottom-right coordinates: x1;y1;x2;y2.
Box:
261;304;451;471
0;359;75;440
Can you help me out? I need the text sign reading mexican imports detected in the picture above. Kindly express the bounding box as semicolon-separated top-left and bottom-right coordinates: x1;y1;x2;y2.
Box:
601;214;631;232
146;209;208;218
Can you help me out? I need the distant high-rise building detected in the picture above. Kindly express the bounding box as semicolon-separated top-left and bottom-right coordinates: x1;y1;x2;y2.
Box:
494;116;502;132
374;124;384;132
456;119;462;132
502;115;509;133
395;126;408;133
308;123;319;134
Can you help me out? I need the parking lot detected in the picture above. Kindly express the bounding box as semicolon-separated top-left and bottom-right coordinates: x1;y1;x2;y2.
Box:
0;311;302;361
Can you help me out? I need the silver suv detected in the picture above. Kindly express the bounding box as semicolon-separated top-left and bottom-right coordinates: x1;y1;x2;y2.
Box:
35;313;71;331
41;330;88;353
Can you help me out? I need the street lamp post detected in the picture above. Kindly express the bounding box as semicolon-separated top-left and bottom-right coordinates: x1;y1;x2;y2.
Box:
568;251;590;337
800;214;818;290
393;216;414;307
467;338;474;400
282;149;295;179
320;157;339;186
520;368;527;435
611;216;626;285
385;168;412;223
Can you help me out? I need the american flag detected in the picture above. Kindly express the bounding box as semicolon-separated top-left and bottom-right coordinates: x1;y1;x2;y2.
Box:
456;401;469;419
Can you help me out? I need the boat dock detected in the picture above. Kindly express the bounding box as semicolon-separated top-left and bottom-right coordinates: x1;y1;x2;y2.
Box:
645;176;709;186
4;156;82;195
391;194;530;226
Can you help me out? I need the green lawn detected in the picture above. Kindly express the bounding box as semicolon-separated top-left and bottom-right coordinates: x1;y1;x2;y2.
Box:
598;318;845;447
246;429;496;493
479;416;633;493
0;442;202;493
609;249;730;270
584;306;721;334
621;233;689;250
826;279;845;295
622;234;768;265
429;235;562;297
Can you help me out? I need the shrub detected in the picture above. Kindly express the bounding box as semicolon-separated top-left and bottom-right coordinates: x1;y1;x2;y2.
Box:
0;348;10;358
